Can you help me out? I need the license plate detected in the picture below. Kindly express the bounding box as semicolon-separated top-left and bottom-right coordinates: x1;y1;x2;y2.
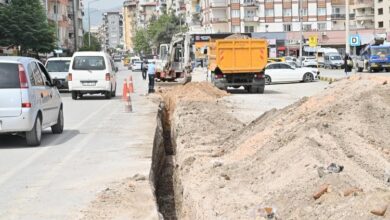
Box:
83;82;96;86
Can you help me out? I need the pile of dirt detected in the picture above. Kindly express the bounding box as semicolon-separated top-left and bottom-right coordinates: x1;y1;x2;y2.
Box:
166;75;390;219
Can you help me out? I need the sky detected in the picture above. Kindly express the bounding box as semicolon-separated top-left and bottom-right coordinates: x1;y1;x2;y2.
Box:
83;0;124;28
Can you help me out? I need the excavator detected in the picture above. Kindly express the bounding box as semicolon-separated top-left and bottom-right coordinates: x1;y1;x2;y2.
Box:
155;33;192;83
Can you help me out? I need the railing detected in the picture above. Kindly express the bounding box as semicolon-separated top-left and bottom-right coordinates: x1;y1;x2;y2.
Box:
211;17;228;23
242;1;257;6
210;0;227;7
243;16;257;22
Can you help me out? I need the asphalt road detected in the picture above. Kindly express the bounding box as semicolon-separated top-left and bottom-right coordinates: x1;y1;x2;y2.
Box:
0;63;158;219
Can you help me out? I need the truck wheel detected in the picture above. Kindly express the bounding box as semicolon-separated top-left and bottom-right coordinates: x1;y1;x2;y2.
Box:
257;86;265;94
105;90;112;99
250;86;258;93
26;116;42;146
71;91;77;100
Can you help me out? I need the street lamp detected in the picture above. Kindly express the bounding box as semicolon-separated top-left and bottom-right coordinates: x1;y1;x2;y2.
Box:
299;0;303;65
89;0;100;47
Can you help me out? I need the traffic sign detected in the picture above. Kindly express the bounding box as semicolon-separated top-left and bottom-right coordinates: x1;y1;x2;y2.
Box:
308;35;318;47
350;35;361;47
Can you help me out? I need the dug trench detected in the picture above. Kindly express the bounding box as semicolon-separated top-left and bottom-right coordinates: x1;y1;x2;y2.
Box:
150;102;178;220
149;78;390;219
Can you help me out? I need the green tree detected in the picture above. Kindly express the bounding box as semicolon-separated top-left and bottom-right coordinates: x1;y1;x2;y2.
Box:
132;13;187;55
133;29;150;55
79;32;102;51
0;0;56;56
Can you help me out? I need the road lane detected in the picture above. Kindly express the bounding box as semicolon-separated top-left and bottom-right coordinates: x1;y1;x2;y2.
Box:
0;63;158;219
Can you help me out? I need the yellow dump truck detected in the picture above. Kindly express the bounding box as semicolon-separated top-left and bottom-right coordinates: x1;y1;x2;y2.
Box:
208;38;268;93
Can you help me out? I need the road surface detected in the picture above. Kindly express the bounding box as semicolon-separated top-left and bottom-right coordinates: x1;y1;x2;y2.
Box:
0;63;158;219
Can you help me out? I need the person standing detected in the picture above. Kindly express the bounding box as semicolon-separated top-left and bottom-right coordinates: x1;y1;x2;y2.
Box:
147;61;156;93
141;60;148;80
344;53;353;76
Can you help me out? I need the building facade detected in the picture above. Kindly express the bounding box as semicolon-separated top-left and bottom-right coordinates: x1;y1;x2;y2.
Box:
123;0;137;51
375;0;390;32
102;12;123;49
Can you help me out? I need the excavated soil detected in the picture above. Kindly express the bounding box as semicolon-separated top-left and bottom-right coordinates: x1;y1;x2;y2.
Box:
155;75;390;219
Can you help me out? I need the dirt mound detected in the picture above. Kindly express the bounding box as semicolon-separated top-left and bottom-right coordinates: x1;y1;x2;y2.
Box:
170;74;390;219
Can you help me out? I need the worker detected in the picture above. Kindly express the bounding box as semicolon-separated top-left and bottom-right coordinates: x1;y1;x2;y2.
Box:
147;61;156;93
344;53;353;76
141;60;148;80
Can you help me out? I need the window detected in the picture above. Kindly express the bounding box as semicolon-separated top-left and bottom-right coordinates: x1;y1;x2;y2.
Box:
46;60;71;72
245;10;255;17
232;9;240;18
232;25;240;33
0;63;20;88
301;8;308;16
332;7;340;14
303;24;312;31
53;5;58;14
244;26;254;32
318;8;326;16
283;9;292;16
30;62;44;86
72;56;106;70
283;24;292;31
378;21;384;28
280;64;291;69
378;8;383;15
231;0;239;3
318;23;327;30
265;9;274;17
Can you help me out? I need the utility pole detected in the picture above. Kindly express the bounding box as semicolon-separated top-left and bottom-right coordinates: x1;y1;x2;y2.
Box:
345;0;350;55
55;0;59;57
299;0;304;65
72;0;78;52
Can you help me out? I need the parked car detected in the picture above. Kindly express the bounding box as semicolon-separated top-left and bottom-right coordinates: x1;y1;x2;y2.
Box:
264;62;319;85
68;51;118;100
129;56;141;70
113;54;122;62
301;57;318;67
45;57;71;91
131;61;142;71
324;53;344;69
268;57;286;63
0;56;64;146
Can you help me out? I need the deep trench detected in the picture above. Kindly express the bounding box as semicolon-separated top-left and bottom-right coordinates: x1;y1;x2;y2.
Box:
150;102;178;220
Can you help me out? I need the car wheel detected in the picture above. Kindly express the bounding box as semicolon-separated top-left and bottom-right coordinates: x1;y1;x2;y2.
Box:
303;73;314;82
51;108;64;134
105;90;112;99
26;116;42;146
111;84;116;97
265;75;272;85
357;67;363;72
71;91;77;100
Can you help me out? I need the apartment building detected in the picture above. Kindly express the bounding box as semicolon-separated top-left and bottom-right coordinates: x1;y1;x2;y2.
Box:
102;12;123;49
375;0;390;32
352;0;374;29
123;0;137;51
0;0;9;5
138;0;159;28
46;0;70;50
67;0;84;52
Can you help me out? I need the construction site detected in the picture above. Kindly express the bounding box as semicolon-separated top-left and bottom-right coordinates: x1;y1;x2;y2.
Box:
149;74;390;219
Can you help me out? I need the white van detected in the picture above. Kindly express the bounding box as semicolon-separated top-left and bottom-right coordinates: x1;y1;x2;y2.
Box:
68;52;118;100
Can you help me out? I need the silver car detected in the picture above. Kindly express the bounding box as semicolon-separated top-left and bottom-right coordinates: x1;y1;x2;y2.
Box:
0;57;64;146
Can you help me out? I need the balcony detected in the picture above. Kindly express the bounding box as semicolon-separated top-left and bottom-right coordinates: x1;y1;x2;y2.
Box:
243;16;258;22
210;0;227;8
211;17;228;23
355;13;374;21
242;0;258;7
331;13;355;20
354;0;374;9
47;13;63;21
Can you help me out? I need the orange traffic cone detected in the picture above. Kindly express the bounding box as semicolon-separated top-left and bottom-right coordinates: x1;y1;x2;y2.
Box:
122;79;128;101
128;76;134;93
124;93;133;113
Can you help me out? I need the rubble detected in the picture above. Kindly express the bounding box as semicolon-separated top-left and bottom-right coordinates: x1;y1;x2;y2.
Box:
155;74;390;219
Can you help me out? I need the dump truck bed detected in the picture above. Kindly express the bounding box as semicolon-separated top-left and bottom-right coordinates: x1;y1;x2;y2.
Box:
212;39;268;74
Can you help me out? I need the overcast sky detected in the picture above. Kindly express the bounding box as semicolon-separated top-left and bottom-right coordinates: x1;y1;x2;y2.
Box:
83;0;124;28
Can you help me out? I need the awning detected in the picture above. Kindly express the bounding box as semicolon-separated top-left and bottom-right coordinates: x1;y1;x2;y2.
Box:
278;46;286;51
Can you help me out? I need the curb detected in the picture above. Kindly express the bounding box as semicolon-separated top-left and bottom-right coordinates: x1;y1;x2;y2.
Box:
318;76;341;83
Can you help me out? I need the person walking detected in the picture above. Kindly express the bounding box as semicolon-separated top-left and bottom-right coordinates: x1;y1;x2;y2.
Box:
147;61;156;93
344;53;353;76
141;60;148;80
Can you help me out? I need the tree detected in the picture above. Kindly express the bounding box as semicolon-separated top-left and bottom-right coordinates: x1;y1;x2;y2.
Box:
79;32;102;51
132;13;187;55
133;29;150;55
0;0;56;56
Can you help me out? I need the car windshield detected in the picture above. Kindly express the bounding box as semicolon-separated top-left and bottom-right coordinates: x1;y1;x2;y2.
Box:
73;56;106;70
371;47;390;56
0;63;20;89
330;56;342;60
46;60;70;72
